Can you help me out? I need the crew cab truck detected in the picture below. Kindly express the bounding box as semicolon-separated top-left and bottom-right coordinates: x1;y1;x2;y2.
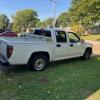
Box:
0;28;93;71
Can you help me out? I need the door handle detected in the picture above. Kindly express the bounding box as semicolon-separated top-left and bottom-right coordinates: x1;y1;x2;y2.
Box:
56;44;61;47
70;44;74;47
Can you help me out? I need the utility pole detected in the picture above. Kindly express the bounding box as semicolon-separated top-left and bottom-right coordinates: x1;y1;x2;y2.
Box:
50;0;56;28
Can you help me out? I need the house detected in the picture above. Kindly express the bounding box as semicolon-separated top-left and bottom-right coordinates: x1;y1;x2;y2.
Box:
88;25;100;34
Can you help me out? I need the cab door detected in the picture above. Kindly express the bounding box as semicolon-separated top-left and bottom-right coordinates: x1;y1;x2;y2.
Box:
67;32;84;57
53;30;69;60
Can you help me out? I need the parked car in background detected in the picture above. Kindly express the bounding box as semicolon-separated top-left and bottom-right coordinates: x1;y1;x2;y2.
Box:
0;29;11;33
0;31;18;37
0;29;5;34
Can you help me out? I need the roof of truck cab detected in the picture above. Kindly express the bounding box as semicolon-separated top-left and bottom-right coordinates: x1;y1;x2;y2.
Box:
33;28;72;32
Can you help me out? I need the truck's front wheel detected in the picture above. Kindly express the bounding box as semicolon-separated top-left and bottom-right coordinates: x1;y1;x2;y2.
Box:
30;55;48;71
82;49;91;60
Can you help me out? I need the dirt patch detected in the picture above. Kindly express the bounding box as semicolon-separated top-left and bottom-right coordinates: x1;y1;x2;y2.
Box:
93;44;100;55
36;77;49;83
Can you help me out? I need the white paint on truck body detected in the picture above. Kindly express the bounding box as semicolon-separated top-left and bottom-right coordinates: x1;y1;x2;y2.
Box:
0;28;93;65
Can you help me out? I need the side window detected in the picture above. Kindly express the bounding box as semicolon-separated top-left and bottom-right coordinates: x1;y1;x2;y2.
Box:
34;30;51;37
68;32;80;43
56;31;67;43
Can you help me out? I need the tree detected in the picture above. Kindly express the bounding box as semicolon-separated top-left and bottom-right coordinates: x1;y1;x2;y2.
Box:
71;24;85;36
12;23;20;33
72;0;81;6
36;18;53;28
70;0;99;26
12;9;39;32
67;0;100;33
57;12;70;27
36;21;46;28
0;14;9;29
44;18;53;27
36;21;42;28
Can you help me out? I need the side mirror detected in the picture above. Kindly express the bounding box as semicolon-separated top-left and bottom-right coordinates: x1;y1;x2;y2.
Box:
80;39;85;43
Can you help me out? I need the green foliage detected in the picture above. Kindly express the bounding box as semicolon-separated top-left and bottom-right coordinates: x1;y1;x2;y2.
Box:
36;18;53;28
44;18;53;27
12;23;20;33
36;21;42;28
68;0;100;28
12;9;39;32
72;0;81;6
57;12;70;28
40;22;47;28
36;21;46;28
81;35;100;41
71;24;85;36
0;13;9;29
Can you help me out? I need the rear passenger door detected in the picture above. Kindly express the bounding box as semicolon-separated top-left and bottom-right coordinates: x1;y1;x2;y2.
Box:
54;31;69;60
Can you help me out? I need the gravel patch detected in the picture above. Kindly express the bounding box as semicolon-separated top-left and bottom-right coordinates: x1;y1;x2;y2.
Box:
86;40;100;55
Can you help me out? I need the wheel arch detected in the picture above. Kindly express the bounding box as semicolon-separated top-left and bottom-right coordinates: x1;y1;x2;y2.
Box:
84;47;92;55
27;51;50;65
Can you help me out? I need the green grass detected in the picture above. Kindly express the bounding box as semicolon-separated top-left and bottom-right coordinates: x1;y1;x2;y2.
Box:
81;35;100;41
0;56;100;100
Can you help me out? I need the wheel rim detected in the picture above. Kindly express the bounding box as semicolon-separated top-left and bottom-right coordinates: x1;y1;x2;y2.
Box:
34;58;45;70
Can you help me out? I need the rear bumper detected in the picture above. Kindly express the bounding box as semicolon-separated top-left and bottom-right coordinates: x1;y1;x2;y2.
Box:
0;54;9;66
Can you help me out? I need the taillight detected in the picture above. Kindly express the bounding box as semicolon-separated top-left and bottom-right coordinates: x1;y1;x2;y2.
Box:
7;45;13;59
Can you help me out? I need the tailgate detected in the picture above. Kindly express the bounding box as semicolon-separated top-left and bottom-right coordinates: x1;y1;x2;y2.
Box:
0;38;8;58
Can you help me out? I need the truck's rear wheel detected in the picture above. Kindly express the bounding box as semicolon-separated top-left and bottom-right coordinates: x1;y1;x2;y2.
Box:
30;55;48;71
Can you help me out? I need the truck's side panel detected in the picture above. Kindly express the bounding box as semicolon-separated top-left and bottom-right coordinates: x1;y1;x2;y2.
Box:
8;43;54;65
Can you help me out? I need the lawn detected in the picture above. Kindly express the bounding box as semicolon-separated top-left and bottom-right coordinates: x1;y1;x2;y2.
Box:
0;56;100;100
81;35;100;41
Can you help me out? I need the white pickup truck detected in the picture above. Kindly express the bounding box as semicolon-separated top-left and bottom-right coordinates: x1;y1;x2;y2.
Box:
0;28;93;71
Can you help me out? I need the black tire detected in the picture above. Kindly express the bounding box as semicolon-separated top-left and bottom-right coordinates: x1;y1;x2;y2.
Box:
29;54;48;71
82;49;91;60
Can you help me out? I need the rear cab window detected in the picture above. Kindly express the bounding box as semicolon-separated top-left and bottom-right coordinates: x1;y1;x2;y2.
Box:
34;29;51;37
55;31;67;43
